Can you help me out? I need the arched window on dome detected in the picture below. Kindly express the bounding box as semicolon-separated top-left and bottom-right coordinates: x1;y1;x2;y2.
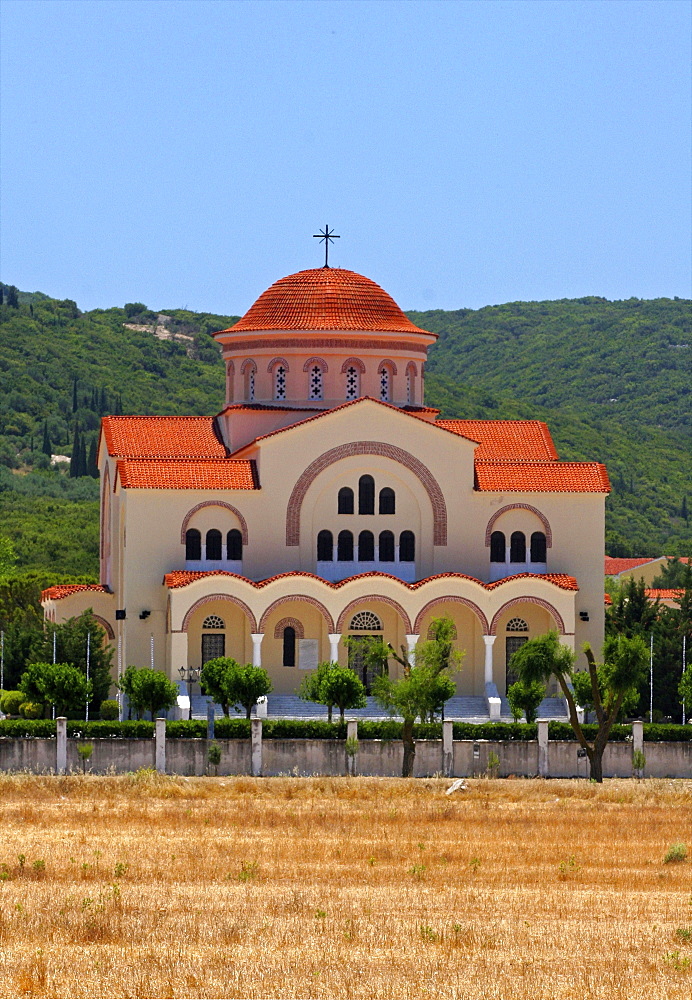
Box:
490;531;506;563
337;530;354;561
379;530;395;562
379;487;395;515
242;361;256;402
358;530;375;562
530;531;547;563
399;530;415;562
317;530;333;561
185;529;201;561
379;366;391;402
273;365;287;401
309;365;323;400
345;366;359;400
406;363;417;404
510;531;526;563
358;475;375;515
227;529;242;561
338;487;354;514
206;529;222;561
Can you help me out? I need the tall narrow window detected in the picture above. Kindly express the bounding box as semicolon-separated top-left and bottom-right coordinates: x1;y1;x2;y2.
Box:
283;626;296;667
274;365;287;401
399;530;415;562
379;367;390;401
379;487;395;514
379;530;395;562
345;366;359;399
206;529;222;561
490;531;506;562
358;475;375;514
317;529;333;561
243;362;256;402
338;487;354;514
309;365;323;400
185;528;201;561
202;633;225;663
510;531;526;562
530;531;547;563
358;530;375;561
337;530;354;561
406;371;412;403
227;529;242;561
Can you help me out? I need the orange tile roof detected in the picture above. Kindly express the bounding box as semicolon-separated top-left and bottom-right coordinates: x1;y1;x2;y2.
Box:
475;460;610;493
645;589;684;602
102;416;226;459
116;459;258;490
484;573;579;591
604;593;613;605
41;584;110;602
604;556;660;575
437;420;559;460
216;268;434;336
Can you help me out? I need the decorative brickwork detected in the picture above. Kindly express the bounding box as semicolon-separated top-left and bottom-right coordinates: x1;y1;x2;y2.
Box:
180;501;249;545
489;597;566;636
286;442;447;547
377;359;398;375
181;594;257;633
220;337;428;355
485;504;553;547
340;357;366;374
267;357;290;372
92;614;115;640
405;361;418;376
273;617;305;640
414;597;489;635
260;597;334;633
240;358;257;374
336;595;412;633
302;357;329;372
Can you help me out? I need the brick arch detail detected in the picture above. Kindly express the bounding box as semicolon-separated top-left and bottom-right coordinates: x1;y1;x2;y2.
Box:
273;617;305;640
485;504;552;548
225;359;235;374
303;357;329;373
180;501;249;545
286;442;447;546
267;356;290;373
91;614;115;641
405;361;418;376
341;357;366;374
378;359;398;375
490;597;565;636
259;596;334;633
336;595;412;634
240;358;257;375
181;594;257;633
414;596;489;635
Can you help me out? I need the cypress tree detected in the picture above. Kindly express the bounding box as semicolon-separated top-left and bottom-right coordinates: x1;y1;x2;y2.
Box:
0;285;4;305
100;387;107;414
682;496;688;523
87;436;98;477
6;286;18;308
42;421;52;457
70;423;82;478
72;379;78;413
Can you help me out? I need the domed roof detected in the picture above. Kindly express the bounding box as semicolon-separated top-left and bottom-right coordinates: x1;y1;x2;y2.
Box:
224;267;432;335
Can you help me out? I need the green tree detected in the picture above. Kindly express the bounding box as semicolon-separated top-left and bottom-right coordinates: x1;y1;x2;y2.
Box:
42;611;113;709
511;630;649;782
607;577;658;638
0;537;17;583
6;286;19;308
679;664;692;716
199;657;236;716
651;557;690;590
41;421;52;457
118;666;178;720
199;657;272;719
298;662;366;722
299;660;338;722
20;661;91;717
507;678;546;723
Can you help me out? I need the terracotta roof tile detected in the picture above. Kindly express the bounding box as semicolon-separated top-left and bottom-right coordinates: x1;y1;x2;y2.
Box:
41;584;110;602
645;589;684;602
437;420;559;460
484;573;579;591
604;593;613;605
163;570;578;592
116;459;258;490
102;416;226;459
604;556;660;575
215;268;434;336
475;460;610;493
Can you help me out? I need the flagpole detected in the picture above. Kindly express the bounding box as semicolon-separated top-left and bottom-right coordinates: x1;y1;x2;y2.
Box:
649;632;653;723
86;632;90;722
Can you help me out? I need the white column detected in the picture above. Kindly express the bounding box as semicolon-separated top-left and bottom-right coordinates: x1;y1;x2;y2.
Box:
328;633;341;663
250;633;264;668
405;634;420;666
483;635;496;685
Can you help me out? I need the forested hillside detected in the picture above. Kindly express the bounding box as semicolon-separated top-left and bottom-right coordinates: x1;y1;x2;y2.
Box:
0;285;689;578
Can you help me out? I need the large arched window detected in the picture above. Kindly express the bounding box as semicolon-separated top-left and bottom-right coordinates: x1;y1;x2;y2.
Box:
338;486;354;514
510;531;526;562
379;487;395;515
242;361;256;402
379;366;391;402
206;529;222;561
530;531;547;563
337;530;354;561
283;626;296;667
273;365;287;401
309;365;323;400
345;365;360;400
350;611;382;631
317;529;333;561
358;475;375;514
202;615;225;663
358;530;375;561
379;530;395;562
227;529;242;561
490;531;506;562
185;528;201;561
399;530;415;562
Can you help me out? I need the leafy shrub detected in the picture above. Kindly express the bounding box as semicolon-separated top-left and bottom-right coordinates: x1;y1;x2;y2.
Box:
100;699;119;721
19;701;43;719
453;722;537;741
0;719;55;737
0;690;25;716
663;843;687;864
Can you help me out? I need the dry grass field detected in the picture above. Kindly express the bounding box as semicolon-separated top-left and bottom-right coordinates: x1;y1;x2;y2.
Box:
0;773;689;1000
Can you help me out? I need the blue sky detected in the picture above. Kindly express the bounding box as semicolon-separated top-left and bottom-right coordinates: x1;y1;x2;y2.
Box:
1;0;690;315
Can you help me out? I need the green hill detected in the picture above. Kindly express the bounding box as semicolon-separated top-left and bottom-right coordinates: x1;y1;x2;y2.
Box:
0;285;689;577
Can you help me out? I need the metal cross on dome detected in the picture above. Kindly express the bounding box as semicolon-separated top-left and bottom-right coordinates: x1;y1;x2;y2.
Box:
313;224;340;267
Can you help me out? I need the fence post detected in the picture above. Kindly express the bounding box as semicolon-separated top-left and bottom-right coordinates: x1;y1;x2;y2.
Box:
251;718;262;777
632;720;644;776
207;702;215;741
346;719;358;776
56;717;67;774
442;720;453;777
537;719;549;777
155;717;166;774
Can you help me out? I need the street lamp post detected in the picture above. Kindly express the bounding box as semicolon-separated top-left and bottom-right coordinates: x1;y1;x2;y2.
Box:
178;666;200;721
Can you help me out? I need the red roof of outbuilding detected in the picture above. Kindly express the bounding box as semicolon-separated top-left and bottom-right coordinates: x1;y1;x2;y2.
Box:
41;584;110;602
604;556;659;575
116;459;258;490
475;460;610;493
646;589;683;602
102;416;226;458
437;419;559;461
216;268;434;336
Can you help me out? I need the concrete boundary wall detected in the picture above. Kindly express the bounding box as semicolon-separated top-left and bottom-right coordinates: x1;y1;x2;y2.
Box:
0;719;691;778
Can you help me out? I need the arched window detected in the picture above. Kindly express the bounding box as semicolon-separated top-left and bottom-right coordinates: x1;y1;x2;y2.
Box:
358;475;375;515
510;531;526;562
506;617;529;632
206;529;222;561
317;529;333;561
227;529;242;560
202;615;225;629
309;365;323;400
350;610;382;631
358;530;375;561
406;363;417;404
338;486;354;514
273;365;287;401
283;626;296;667
201;615;225;662
379;366;391;401
379;487;395;514
379;530;395;562
243;362;256;402
490;531;506;562
345;365;359;399
400;530;415;562
185;528;201;561
530;531;547;563
337;530;354;561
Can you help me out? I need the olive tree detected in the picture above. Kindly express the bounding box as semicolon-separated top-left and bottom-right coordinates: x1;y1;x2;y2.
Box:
298;662;366;722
